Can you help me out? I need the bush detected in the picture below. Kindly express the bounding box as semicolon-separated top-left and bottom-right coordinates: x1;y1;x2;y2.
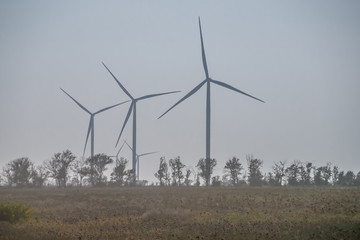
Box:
0;203;32;223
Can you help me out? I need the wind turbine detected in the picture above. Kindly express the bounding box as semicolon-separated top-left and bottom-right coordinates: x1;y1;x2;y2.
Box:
109;141;126;167
124;140;157;181
159;17;264;162
102;62;180;177
60;88;129;157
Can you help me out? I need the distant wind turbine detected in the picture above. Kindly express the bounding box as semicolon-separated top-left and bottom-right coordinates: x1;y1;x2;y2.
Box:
60;88;129;157
159;17;265;161
102;62;180;176
109;141;126;167
124;140;157;181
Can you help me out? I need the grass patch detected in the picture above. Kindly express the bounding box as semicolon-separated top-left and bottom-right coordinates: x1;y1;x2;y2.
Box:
0;187;359;239
0;202;32;224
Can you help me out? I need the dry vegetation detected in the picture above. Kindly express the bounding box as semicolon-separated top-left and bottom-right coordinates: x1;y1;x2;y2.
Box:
0;187;359;240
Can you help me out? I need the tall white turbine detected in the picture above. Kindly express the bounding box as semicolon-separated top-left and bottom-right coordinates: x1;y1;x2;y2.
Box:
124;140;157;181
159;17;264;185
102;62;180;178
60;88;129;157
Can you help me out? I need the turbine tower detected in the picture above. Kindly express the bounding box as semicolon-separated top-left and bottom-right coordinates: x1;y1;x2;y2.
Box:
159;17;264;164
60;88;129;157
102;62;179;177
124;140;157;181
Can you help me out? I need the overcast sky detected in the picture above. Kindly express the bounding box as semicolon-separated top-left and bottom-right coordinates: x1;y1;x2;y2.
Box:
1;1;359;183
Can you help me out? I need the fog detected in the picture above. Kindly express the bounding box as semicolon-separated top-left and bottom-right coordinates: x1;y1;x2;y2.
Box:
1;1;359;183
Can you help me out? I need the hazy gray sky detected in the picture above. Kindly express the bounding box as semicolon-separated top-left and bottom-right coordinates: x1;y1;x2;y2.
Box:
1;1;359;182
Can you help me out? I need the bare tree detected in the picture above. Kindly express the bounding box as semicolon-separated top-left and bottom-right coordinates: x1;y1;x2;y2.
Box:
86;154;113;186
302;162;314;186
125;169;136;186
323;162;332;184
224;157;243;186
2;157;33;187
286;160;302;186
169;156;185;186
72;157;89;187
338;170;355;186
314;162;332;186
32;165;49;187
272;161;286;186
2;167;12;186
184;168;192;186
355;171;360;186
196;158;217;186
111;157;128;186
46;150;76;187
211;176;221;187
265;172;277;186
332;165;339;185
154;157;169;186
247;155;263;186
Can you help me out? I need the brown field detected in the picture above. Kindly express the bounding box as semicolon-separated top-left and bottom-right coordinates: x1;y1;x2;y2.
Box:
0;187;359;240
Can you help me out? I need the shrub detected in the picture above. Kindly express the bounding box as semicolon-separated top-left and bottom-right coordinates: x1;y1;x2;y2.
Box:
0;203;32;223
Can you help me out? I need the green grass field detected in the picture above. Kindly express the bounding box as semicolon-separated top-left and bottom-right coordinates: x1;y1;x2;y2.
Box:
0;187;359;240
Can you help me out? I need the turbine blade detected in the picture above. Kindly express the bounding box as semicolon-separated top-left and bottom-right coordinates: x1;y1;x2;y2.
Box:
158;80;207;119
83;117;92;156
102;62;134;100
139;151;157;157
116;141;126;157
136;91;181;101
199;17;209;79
60;88;91;114
124;140;133;151
94;100;130;115
124;140;140;158
210;79;265;103
115;102;134;147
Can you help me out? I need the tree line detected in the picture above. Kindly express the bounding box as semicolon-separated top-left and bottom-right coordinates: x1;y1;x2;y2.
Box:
1;150;360;187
